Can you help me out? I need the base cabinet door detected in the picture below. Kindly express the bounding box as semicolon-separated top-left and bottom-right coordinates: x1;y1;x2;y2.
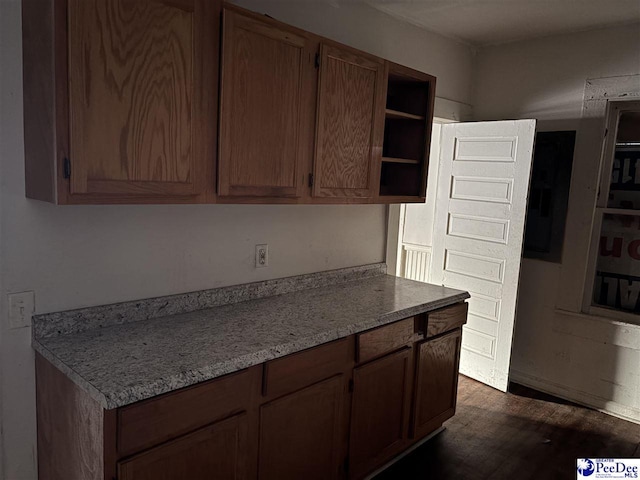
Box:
118;413;249;480
349;347;412;479
412;328;462;439
258;375;348;480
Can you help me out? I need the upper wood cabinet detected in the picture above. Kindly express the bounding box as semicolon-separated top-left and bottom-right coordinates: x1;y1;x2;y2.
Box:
313;44;386;199
23;1;435;205
218;9;315;199
22;0;220;204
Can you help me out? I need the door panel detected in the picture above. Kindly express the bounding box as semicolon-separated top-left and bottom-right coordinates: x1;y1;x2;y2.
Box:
118;413;248;480
431;120;536;391
218;10;312;198
259;375;347;480
68;0;209;197
313;44;385;198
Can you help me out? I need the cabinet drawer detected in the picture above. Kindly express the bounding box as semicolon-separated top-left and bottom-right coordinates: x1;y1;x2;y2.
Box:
117;366;260;458
426;303;468;338
263;338;352;398
356;318;416;363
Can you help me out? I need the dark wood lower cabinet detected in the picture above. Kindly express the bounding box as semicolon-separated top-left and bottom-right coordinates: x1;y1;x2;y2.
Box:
349;347;413;478
35;303;467;480
412;328;463;440
118;413;249;480
259;375;348;480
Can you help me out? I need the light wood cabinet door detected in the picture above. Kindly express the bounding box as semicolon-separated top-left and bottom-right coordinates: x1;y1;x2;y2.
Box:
118;413;249;480
218;9;314;198
67;0;216;198
349;347;412;478
259;375;348;480
412;328;462;439
313;43;385;199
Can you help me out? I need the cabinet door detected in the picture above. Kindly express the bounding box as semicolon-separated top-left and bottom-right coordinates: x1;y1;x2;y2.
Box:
218;9;313;198
118;413;248;480
313;43;385;199
67;0;216;198
412;328;462;440
349;347;412;478
259;375;348;480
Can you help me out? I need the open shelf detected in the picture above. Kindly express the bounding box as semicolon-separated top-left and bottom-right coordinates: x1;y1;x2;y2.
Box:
385;109;425;121
379;162;422;197
382;157;420;165
378;64;435;200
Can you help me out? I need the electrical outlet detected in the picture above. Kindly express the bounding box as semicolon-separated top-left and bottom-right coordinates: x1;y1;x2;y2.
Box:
8;291;35;329
255;244;268;268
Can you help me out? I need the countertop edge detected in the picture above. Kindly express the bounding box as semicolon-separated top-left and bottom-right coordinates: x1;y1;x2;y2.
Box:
33;340;111;409
50;291;470;410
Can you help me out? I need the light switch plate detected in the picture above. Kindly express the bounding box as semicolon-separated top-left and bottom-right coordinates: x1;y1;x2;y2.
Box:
8;291;35;329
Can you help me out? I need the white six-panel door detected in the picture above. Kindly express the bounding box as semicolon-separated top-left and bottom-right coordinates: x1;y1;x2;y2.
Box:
431;120;536;391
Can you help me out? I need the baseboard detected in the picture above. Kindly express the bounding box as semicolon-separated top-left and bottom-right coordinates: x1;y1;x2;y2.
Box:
510;369;640;424
364;427;446;480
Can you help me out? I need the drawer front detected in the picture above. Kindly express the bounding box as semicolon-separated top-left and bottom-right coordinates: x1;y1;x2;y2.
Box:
263;337;352;399
118;366;260;458
426;303;468;338
356;317;416;363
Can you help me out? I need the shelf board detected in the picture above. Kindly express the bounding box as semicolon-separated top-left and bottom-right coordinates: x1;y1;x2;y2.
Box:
382;157;420;165
385;109;425;121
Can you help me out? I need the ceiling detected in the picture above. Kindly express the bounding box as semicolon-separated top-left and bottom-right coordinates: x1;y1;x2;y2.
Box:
362;0;640;46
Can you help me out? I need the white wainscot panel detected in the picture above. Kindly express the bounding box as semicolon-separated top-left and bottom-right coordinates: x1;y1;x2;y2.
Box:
402;244;431;283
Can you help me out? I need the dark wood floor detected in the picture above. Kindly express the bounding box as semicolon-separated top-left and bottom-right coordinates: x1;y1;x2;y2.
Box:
375;375;640;480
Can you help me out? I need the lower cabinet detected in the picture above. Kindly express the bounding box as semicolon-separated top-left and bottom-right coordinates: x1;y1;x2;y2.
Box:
35;302;467;480
118;413;249;480
349;347;412;478
259;375;348;480
412;328;463;440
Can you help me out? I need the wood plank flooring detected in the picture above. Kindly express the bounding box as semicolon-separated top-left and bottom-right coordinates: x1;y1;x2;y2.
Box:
375;375;640;480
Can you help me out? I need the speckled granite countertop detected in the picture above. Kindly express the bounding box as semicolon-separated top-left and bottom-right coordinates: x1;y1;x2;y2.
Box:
33;265;468;409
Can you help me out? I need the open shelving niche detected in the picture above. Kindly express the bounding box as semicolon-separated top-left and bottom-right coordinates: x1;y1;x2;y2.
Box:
379;66;435;199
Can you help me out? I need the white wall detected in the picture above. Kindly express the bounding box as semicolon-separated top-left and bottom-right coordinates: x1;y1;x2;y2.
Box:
473;24;640;421
0;0;476;478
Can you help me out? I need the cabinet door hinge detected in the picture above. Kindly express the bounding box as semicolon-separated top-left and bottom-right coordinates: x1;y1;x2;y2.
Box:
63;157;71;179
308;173;314;187
604;128;608;138
348;379;354;393
315;52;320;69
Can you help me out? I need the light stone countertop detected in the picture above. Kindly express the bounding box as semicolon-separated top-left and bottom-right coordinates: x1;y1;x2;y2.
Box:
33;272;468;409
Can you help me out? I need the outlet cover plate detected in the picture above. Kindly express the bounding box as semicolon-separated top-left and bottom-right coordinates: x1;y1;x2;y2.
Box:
255;244;268;268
